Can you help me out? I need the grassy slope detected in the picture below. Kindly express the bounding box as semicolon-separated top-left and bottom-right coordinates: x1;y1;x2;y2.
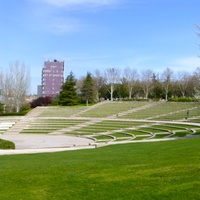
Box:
0;138;200;200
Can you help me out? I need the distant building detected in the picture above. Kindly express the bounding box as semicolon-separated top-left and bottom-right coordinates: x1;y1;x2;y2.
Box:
39;60;64;97
37;85;42;97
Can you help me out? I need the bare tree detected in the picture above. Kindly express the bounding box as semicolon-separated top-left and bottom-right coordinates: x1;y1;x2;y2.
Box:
0;70;13;112
105;68;120;101
193;67;200;88
0;61;30;112
161;67;173;101
192;67;200;99
123;67;138;99
140;69;153;99
93;69;105;101
176;71;191;98
194;87;200;100
194;25;200;98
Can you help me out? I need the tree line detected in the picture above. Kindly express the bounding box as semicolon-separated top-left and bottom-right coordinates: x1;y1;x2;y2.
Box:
54;25;200;106
0;61;30;113
31;66;200;107
1;61;200;112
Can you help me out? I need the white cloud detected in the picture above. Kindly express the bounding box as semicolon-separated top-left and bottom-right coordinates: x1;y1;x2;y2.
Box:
46;17;82;34
28;2;84;34
48;23;79;35
40;0;117;7
29;14;82;34
172;56;200;71
29;0;118;35
125;55;200;74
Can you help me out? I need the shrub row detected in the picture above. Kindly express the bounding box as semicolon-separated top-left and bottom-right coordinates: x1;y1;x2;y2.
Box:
168;98;198;102
0;138;15;149
121;98;150;102
121;98;199;102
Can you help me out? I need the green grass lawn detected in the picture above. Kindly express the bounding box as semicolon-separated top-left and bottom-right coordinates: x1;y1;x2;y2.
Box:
77;101;149;118
1;102;200;199
38;106;87;117
20;119;88;134
171;131;192;137
67;120;151;136
1;138;200;200
121;102;198;120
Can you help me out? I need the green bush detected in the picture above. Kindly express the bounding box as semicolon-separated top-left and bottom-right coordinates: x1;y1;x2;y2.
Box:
0;138;15;149
20;103;31;112
168;97;197;102
0;103;4;113
122;98;150;102
0;110;30;116
51;99;59;106
0;103;32;116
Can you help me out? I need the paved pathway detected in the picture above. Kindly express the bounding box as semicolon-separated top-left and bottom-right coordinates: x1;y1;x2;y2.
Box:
0;134;94;155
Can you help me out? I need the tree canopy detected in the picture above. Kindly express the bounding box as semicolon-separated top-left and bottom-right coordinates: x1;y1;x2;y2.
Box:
81;72;95;106
58;72;79;106
0;61;30;112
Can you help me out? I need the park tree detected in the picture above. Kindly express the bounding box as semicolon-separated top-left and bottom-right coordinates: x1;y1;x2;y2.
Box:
123;67;138;99
194;87;200;100
140;69;153;99
161;67;174;101
150;73;163;99
76;76;84;95
0;61;30;112
193;67;200;89
112;78;129;99
81;72;95;106
193;25;200;98
105;68;120;101
118;77;129;98
176;71;191;98
0;70;11;111
192;67;200;99
58;72;79;106
186;76;196;97
93;69;105;101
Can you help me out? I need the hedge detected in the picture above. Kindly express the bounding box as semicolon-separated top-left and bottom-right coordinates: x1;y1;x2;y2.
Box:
0;138;15;149
168;98;198;102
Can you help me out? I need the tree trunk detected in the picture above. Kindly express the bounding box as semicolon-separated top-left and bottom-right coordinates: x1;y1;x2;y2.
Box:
129;91;132;99
165;90;168;101
86;99;88;107
110;83;114;101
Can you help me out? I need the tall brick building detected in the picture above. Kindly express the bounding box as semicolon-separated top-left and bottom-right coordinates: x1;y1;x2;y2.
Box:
41;60;64;97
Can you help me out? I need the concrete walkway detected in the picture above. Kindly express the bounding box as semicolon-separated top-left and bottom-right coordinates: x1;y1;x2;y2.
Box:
0;134;95;155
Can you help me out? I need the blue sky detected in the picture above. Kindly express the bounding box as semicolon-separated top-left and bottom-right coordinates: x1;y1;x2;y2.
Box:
0;0;200;94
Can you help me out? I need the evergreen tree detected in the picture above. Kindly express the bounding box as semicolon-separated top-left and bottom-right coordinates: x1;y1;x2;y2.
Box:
58;72;79;106
150;73;163;99
81;72;95;106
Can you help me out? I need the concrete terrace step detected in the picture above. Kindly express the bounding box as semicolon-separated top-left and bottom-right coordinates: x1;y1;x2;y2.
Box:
3;107;48;135
3;117;30;135
26;107;49;118
70;101;109;117
50;119;103;135
108;101;165;118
